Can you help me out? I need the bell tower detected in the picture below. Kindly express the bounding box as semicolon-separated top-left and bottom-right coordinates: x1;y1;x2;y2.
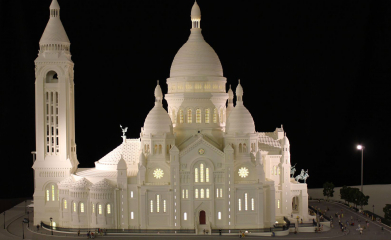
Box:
32;0;78;225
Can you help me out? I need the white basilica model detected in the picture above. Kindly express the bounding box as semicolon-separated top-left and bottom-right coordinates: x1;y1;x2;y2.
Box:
32;0;309;232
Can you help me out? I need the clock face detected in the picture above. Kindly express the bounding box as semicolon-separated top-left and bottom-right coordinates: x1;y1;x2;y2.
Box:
238;167;249;178
153;168;164;179
198;148;205;155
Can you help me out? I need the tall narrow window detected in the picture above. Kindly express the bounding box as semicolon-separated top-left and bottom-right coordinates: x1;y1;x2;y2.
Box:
274;166;277;175
131;191;134;198
238;199;242;211
216;189;219;198
80;203;85;213
182;189;185;199
278;168;281;175
206;168;209;182
186;189;189;198
150;200;153;213
206;188;210;198
98;204;102;214
195;189;199;198
239;143;242;153
179;109;184;123
164;200;167;213
184;212;187;220
156;195;160;213
196;109;201;123
200;164;204;182
205;108;210;123
251;198;255;211
52;185;55;201
64;200;67;209
220;188;223;198
159;145;162;154
195;168;199;182
46;190;50;201
243;143;247;152
201;189;204;198
245;193;248;211
73;202;76;212
187;109;192;123
277;200;280;209
213;108;217;123
92;204;95;213
131;212;134;219
218;212;222;220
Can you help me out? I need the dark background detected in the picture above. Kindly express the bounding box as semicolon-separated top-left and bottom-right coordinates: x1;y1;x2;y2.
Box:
1;0;390;199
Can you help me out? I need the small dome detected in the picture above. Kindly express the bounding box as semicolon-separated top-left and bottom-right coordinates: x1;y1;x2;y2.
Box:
143;103;173;135
236;80;243;97
170;29;223;78
225;102;255;134
283;134;290;146
228;85;234;99
191;1;201;20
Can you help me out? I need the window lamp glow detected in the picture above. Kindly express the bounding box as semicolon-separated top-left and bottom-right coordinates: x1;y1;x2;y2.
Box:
73;202;76;212
184;212;187;220
64;200;67;209
195;189;199;198
182;189;185;199
277;200;280;209
150;200;153;213
195;168;198;182
92;204;94;213
220;188;223;198
218;212;221;220
131;191;134;198
131;212;134;219
80;202;84;213
238;199;242;211
206;188;209;198
186;189;188;199
205;108;210;123
245;193;248;211
278;167;281;175
201;189;204;198
98;204;102;214
238;167;249;178
157;195;160;213
213;108;217;123
251;198;254;211
216;189;219;198
200;164;204;182
196;109;201;123
206;168;209;182
187;109;192;123
46;190;50;201
179;109;184;123
153;168;164;179
52;185;55;201
107;204;111;214
164;200;166;213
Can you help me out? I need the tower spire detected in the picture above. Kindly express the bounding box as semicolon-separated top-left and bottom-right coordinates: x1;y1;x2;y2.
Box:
50;0;60;18
236;79;244;102
191;1;201;28
154;80;163;105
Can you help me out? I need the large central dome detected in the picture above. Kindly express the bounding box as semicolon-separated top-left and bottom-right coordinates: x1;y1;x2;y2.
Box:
169;2;223;78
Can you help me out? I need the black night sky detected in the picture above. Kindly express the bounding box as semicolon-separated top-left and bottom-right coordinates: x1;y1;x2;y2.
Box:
1;0;391;199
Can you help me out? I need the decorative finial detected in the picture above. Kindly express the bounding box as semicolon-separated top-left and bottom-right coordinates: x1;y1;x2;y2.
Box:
157;80;159;85
120;125;128;142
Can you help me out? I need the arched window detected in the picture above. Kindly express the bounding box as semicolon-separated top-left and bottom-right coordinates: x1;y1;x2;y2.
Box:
206;168;209;182
179;109;184;123
159;144;162;154
216;189;219;198
182;189;185;199
239;143;242;153
200;189;204;198
243;143;247;153
98;204;102;214
245;193;248;211
277;200;280;209
92;203;95;213
150;200;153;213
278;167;281;175
46;190;50;201
63;199;67;209
46;71;59;83
156;195;160;213
205;108;210;123
251;198;255;211
274;166;277;175
238;199;242;211
184;212;187;220
73;202;77;212
163;200;167;213
213;108;217;123
187;109;192;123
196;109;201;123
206;188;210;198
52;185;55;201
195;168;199;182
80;202;85;213
200;164;204;182
154;145;157;154
195;189;199;198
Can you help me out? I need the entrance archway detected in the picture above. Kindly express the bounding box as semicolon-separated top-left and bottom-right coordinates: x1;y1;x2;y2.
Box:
292;196;299;212
199;210;206;225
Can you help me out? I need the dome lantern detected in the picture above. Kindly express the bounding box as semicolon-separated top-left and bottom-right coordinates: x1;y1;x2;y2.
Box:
154;80;163;104
191;1;201;28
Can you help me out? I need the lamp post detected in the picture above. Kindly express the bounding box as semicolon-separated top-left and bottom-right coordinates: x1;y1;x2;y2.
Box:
27;211;29;228
356;145;364;193
50;217;53;235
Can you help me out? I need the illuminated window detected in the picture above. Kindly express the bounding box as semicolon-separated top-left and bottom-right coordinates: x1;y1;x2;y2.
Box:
164;200;166;213
179;109;184;123
196;109;201;123
80;203;84;213
274;166;277;175
238;199;241;211
186;189;188;199
218;212;221;220
73;202;76;212
92;204;95;213
98;204;102;214
277;200;280;209
278;168;281;175
46;190;50;201
206;168;209;182
200;164;204;182
184;212;187;220
63;200;67;209
157;195;160;213
131;212;134;219
213;108;217;123
52;185;55;201
220;188;223;198
205;108;210;123
195;168;198;182
201;189;204;198
150;200;153;213
195;189;199;198
187;109;192;123
216;189;219;198
271;167;274;175
206;188;209;198
245;193;248;211
251;198;255;211
131;191;134;198
182;189;185;199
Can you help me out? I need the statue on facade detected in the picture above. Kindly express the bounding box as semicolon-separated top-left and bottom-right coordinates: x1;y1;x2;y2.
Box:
120;125;128;137
295;169;309;183
290;163;297;177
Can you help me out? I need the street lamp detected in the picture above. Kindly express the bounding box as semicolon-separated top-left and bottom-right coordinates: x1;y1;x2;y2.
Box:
50;217;53;235
356;145;364;193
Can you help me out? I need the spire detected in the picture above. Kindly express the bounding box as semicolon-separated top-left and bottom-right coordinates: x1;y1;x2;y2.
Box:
191;1;201;29
154;80;163;105
236;80;244;102
50;0;60;18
